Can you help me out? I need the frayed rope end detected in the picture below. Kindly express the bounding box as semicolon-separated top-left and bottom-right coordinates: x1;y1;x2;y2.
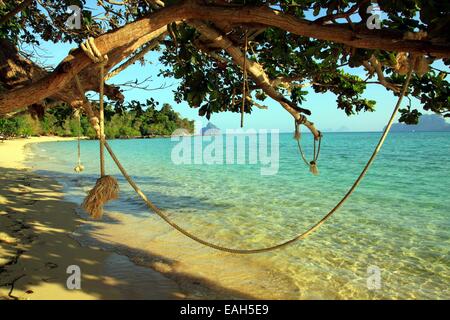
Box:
82;175;119;219
309;161;319;176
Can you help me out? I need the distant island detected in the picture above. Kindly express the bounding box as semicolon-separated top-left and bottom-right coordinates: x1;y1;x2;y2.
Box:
389;114;450;132
201;122;221;135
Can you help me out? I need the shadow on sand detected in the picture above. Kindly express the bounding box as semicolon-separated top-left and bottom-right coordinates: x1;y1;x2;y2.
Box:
0;167;256;300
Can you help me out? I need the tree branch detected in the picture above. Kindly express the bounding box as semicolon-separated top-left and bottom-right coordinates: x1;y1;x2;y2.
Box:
189;20;321;139
0;0;33;25
315;0;369;25
1;0;449;115
189;21;310;113
106;29;167;80
362;56;401;93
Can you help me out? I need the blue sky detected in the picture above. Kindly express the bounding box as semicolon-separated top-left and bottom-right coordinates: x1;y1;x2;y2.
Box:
29;2;449;133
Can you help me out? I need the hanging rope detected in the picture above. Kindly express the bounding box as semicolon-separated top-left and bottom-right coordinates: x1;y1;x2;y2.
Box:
99;58;106;177
240;31;248;128
81;38;109;177
73;108;84;173
75;39;413;254
295;116;322;175
77;38;119;219
74;75;101;136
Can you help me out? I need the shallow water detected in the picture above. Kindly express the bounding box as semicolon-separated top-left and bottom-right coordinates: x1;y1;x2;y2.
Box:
27;132;450;299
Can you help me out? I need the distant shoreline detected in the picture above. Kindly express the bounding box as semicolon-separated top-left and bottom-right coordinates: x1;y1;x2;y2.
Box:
1;130;449;147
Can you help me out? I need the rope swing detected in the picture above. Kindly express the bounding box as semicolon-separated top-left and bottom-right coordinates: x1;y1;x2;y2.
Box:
77;38;119;220
295;116;322;175
75;38;414;254
73;108;84;173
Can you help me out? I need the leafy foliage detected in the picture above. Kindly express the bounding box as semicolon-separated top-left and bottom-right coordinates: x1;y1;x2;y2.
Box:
0;102;194;139
0;0;449;125
157;3;449;123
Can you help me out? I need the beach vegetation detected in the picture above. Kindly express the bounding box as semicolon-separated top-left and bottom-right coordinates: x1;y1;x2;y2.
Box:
0;102;194;139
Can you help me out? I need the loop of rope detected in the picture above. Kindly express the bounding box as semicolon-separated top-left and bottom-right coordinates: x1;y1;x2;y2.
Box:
296;121;322;168
294;115;322;168
314;136;321;162
94;68;414;254
80;37;108;66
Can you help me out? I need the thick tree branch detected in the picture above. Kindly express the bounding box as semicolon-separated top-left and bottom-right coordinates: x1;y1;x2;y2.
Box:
1;0;449;115
189;21;321;139
189;21;310;113
0;38;123;112
0;23;168;114
197;3;449;57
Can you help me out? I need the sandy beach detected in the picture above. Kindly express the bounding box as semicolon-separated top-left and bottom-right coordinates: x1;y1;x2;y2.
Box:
0;137;186;300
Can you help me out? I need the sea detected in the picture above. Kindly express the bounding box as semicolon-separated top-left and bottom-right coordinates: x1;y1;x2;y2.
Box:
26;131;450;299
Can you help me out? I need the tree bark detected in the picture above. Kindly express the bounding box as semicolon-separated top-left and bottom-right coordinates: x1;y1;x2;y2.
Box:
0;39;123;109
0;0;448;115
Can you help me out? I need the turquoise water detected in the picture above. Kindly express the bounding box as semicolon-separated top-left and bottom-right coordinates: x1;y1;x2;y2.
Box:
28;132;450;299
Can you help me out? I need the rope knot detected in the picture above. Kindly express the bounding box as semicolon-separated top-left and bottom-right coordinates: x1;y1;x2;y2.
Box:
71;100;84;109
296;115;307;125
90;116;101;136
81;37;109;66
294;115;307;141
